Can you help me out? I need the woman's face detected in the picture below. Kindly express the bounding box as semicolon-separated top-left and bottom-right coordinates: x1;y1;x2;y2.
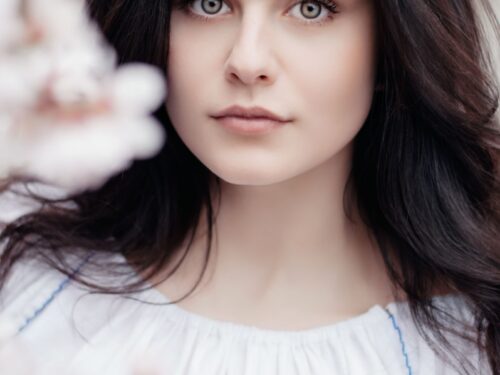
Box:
166;0;377;185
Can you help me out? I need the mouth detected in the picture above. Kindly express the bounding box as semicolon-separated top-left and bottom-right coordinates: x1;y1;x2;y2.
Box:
212;116;287;135
211;105;292;123
210;105;292;135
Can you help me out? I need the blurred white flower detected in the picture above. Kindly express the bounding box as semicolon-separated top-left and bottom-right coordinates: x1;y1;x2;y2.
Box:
5;64;166;192
0;0;167;193
0;0;94;111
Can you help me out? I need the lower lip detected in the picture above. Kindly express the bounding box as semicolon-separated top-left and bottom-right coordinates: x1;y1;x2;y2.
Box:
213;116;288;135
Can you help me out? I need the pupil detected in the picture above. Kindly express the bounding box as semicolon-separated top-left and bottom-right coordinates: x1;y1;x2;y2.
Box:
202;0;222;14
301;2;320;18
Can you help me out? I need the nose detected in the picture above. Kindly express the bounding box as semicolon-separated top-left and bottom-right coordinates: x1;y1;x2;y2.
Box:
224;16;277;87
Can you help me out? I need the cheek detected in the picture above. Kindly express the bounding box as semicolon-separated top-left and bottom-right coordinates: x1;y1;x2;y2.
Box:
166;24;194;97
289;15;377;155
165;28;206;142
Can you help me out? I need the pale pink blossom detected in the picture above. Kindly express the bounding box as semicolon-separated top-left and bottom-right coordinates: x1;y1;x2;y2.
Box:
0;0;167;193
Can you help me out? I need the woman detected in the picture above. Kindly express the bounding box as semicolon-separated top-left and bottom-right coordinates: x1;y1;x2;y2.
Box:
0;0;499;374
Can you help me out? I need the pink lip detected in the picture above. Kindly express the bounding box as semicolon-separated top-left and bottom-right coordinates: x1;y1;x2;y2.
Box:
210;105;292;123
213;116;285;135
210;105;292;135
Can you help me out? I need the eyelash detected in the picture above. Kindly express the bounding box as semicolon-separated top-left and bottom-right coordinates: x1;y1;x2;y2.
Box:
174;0;339;27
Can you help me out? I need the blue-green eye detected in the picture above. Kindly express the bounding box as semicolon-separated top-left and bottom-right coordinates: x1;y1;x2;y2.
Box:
187;0;231;18
300;2;322;19
174;0;339;26
289;0;338;23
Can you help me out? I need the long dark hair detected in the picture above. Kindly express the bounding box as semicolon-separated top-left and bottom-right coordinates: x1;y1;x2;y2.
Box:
0;0;499;373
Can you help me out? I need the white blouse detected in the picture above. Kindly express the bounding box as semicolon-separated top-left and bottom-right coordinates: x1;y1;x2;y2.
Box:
0;254;489;375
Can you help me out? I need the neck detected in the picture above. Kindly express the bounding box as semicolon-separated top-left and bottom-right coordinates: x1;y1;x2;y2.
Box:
152;146;397;327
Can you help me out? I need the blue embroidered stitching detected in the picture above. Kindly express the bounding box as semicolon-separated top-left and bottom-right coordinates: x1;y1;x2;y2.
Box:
385;307;413;375
16;258;415;375
17;255;93;334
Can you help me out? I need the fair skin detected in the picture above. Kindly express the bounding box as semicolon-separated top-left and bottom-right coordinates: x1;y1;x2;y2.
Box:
159;0;397;330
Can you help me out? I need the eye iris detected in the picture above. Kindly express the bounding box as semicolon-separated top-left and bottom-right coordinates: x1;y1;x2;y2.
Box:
300;1;321;19
201;0;223;14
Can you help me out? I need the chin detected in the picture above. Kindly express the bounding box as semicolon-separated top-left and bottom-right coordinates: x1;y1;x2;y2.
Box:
207;158;315;187
205;162;295;186
212;170;284;186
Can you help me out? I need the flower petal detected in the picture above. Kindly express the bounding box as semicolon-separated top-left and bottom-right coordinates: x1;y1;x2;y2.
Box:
111;64;167;115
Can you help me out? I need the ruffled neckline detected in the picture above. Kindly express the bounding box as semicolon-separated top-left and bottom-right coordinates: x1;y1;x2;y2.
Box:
3;252;410;346
90;252;460;345
136;281;398;345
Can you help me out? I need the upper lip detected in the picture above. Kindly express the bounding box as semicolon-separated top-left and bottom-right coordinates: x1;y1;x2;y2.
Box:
211;105;292;123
